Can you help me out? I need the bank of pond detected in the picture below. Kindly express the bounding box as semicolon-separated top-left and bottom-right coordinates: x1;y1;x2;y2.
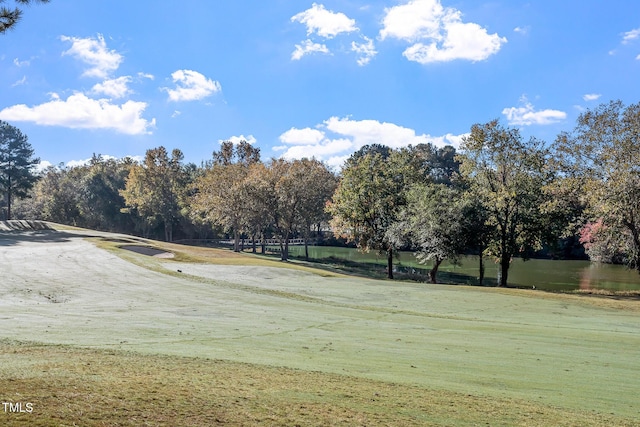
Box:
263;245;640;293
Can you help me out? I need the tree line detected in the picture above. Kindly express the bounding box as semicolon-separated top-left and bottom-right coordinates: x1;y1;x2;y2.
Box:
2;99;640;286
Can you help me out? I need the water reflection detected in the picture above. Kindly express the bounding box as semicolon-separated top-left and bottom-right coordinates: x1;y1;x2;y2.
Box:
280;245;640;292
580;264;596;290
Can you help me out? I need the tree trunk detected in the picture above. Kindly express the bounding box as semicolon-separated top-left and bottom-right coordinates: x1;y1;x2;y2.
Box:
429;257;443;284
387;247;393;279
233;228;240;252
6;186;11;221
304;229;309;261
281;232;289;261
251;233;257;253
5;174;12;220
499;253;510;287
261;233;266;254
627;223;640;272
478;251;485;286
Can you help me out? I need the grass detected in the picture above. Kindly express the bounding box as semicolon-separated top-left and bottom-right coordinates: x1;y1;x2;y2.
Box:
2;224;640;425
92;236;345;278
102;235;640;311
1;341;636;427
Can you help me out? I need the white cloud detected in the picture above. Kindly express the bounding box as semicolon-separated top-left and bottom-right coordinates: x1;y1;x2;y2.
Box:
424;132;469;147
513;26;529;35
502;98;566;126
291;39;330;60
34;160;53;173
622;28;640;44
277;117;465;167
90;76;132;98
137;72;155;80
379;0;506;64
380;0;443;42
583;93;601;102
324;116;463;149
13;57;30;67
0;92;155;135
221;135;257;145
351;37;377;66
291;3;357;39
164;69;221;102
60;34;123;79
12;76;27;87
280;137;353;160
279;127;325;145
171;110;181;118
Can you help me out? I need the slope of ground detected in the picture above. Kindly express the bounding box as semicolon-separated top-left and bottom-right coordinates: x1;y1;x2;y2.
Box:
1;226;639;425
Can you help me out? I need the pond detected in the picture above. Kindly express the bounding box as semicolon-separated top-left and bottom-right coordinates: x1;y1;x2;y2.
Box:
277;245;640;292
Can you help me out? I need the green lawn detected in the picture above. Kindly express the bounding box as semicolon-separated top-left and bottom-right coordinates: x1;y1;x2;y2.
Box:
1;227;639;425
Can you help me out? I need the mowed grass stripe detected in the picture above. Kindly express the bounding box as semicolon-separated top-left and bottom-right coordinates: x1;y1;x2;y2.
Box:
0;341;635;427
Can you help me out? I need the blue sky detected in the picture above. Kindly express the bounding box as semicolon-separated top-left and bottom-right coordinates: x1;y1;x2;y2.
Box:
1;0;639;169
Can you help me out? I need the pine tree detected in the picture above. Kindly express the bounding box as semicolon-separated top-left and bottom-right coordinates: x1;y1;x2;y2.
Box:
0;121;39;220
1;0;49;34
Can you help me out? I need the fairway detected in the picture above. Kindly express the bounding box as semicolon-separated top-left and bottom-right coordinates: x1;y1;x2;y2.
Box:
1;225;639;426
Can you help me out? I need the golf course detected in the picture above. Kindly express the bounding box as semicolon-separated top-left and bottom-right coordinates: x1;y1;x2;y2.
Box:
1;221;639;426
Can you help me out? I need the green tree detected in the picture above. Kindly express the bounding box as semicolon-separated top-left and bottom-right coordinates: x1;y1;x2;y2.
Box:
459;120;553;287
121;147;187;241
387;183;469;283
406;143;461;186
77;155;135;232
1;0;49;34
28;165;81;225
554;100;640;271
0;120;39;220
242;158;335;262
327;146;412;279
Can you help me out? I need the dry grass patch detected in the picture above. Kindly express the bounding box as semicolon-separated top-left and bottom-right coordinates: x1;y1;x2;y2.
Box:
92;237;344;278
0;341;634;427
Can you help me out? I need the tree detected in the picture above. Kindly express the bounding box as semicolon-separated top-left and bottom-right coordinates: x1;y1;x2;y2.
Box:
120;147;187;241
243;161;277;254
270;159;304;261
459;120;553;287
1;0;49;34
249;158;305;261
387;183;469;283
77;155;134;232
327;146;412;279
554;100;640;271
406;143;461;186
0;120;39;220
19;164;87;226
292;158;337;260
578;218;625;264
190;141;260;251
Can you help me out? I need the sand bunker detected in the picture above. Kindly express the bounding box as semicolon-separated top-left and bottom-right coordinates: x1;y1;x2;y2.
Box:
120;245;174;258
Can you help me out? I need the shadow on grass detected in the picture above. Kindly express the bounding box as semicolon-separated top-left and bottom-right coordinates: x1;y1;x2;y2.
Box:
0;230;81;247
261;252;487;286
